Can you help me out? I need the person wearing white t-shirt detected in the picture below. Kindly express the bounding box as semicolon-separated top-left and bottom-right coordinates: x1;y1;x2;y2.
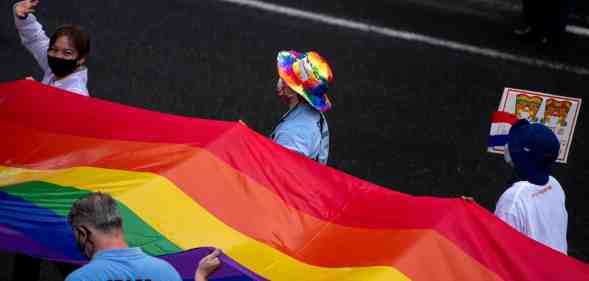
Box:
14;0;90;96
495;119;567;254
12;2;91;279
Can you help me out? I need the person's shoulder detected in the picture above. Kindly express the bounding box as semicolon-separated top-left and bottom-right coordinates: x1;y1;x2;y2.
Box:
299;103;321;117
61;69;90;96
508;180;532;192
64;270;83;281
293;106;323;127
548;176;566;195
64;261;108;281
496;182;529;215
500;181;530;201
143;255;181;276
279;117;315;134
509;181;532;190
61;82;89;96
72;87;90;96
548;176;563;188
144;255;173;266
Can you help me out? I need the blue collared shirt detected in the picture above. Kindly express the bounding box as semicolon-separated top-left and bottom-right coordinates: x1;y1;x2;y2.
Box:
65;248;182;281
272;103;329;164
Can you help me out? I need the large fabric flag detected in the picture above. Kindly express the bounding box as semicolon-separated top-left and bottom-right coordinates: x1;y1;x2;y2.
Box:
0;80;587;281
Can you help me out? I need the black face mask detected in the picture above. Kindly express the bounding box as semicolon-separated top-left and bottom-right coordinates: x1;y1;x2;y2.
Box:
47;55;79;77
74;226;94;259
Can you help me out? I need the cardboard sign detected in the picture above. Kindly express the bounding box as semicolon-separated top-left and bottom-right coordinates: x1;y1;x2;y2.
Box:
489;88;582;163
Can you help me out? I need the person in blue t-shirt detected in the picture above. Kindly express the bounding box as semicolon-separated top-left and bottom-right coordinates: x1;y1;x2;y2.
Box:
66;192;220;281
271;50;333;165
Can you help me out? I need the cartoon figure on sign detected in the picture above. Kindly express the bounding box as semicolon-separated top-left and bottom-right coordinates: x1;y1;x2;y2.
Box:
542;99;572;127
515;94;543;122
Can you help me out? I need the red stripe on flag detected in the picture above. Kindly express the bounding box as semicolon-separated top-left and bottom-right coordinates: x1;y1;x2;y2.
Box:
2;81;589;281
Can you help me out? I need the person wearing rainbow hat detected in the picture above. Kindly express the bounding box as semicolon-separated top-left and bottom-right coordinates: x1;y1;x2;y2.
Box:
271;50;333;164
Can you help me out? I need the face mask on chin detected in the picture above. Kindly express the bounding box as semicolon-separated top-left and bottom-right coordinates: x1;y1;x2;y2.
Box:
47;55;79;78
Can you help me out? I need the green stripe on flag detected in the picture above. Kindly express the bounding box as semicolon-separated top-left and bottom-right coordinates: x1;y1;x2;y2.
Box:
1;181;182;256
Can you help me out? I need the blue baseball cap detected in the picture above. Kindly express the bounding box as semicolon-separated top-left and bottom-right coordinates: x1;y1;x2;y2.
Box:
507;120;560;185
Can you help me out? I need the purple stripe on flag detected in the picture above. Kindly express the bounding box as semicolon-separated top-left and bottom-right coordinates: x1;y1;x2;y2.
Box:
0;191;85;261
0;224;72;260
0;191;267;279
161;247;268;281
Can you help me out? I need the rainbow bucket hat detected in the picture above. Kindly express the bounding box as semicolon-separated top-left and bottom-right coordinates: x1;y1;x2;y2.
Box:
277;50;334;112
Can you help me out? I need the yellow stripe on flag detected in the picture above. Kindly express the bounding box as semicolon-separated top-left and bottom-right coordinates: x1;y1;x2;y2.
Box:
0;166;411;281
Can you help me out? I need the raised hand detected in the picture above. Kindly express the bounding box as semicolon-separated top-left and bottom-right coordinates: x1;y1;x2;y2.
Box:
14;0;40;18
195;249;222;281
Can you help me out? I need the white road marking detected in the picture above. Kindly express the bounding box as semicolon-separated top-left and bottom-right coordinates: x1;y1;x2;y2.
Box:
216;0;589;75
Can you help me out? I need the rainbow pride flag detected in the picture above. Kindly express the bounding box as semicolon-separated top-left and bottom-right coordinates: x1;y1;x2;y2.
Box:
0;80;587;281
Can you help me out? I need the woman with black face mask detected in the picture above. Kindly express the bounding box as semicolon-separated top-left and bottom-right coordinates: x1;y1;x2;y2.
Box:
11;2;92;280
14;0;91;96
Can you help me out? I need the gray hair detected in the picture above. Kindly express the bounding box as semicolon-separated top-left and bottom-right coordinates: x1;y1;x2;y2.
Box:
67;192;123;233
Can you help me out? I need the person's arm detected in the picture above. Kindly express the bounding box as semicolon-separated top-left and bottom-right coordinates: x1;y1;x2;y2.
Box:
195;249;221;281
14;0;51;74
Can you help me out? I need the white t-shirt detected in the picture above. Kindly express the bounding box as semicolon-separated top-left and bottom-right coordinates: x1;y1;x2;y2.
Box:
495;176;568;254
14;9;89;96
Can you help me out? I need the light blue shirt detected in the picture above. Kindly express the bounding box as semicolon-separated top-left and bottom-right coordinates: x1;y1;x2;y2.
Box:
272;103;329;164
65;248;182;281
